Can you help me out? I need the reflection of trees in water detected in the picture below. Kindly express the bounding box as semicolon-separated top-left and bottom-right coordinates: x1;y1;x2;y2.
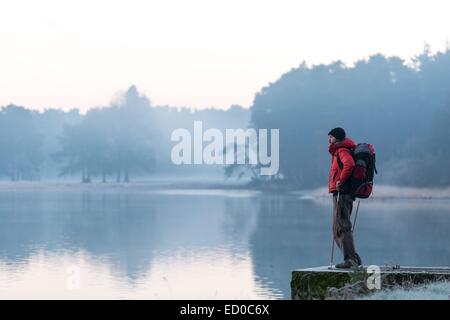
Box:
352;203;450;267
246;196;450;298
0;192;158;282
0;192;264;285
245;196;332;298
74;192;158;281
0;192;49;261
3;191;450;297
222;198;258;253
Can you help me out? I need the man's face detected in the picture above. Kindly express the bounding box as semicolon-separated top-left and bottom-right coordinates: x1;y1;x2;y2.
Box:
328;135;337;146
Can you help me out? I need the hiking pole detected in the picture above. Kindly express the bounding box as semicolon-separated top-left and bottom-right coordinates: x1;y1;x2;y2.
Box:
352;199;360;233
329;193;339;269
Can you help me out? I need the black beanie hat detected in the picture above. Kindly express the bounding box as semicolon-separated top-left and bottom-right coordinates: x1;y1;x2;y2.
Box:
328;127;346;141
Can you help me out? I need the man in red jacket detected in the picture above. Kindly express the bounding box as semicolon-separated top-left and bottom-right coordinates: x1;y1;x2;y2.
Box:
328;127;362;268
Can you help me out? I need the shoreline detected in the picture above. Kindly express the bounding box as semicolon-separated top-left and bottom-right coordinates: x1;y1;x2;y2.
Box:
0;181;449;200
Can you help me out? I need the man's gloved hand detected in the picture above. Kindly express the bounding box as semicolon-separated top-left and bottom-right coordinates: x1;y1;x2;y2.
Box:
336;180;342;191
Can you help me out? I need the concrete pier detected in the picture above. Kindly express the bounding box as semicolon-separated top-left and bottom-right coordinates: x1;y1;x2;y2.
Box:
291;265;450;300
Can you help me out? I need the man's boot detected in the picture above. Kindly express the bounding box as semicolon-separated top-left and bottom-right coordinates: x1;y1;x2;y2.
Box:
334;260;354;269
335;255;362;269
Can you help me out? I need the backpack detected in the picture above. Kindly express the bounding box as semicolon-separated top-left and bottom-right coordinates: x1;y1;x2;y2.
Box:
337;143;377;198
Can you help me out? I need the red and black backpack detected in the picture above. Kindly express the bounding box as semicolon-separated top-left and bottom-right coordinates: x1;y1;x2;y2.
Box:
337;143;377;198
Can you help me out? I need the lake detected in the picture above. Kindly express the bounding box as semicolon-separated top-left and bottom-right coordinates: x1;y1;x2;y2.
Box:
0;186;449;299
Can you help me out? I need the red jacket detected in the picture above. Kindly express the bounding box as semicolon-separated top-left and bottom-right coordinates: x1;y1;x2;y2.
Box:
328;138;356;193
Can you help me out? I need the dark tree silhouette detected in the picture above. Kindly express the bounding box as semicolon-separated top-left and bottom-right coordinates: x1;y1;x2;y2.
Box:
54;86;156;183
249;48;450;188
0;105;43;181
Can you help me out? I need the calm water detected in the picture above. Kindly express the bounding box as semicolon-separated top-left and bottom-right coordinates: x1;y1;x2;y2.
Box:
0;187;450;299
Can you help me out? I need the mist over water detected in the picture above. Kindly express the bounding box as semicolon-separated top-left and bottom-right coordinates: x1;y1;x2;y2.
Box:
1;185;450;299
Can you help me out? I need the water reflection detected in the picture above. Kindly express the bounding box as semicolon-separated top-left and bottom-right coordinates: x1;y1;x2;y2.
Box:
0;189;449;299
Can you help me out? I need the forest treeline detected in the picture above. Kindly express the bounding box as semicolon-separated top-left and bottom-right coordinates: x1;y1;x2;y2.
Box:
2;48;450;187
0;86;249;182
248;48;450;187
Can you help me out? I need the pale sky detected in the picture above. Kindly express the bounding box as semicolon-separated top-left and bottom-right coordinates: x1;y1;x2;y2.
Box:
1;0;449;112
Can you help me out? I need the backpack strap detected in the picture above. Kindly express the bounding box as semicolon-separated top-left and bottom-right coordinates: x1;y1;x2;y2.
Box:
373;154;378;174
336;152;343;170
336;148;353;170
